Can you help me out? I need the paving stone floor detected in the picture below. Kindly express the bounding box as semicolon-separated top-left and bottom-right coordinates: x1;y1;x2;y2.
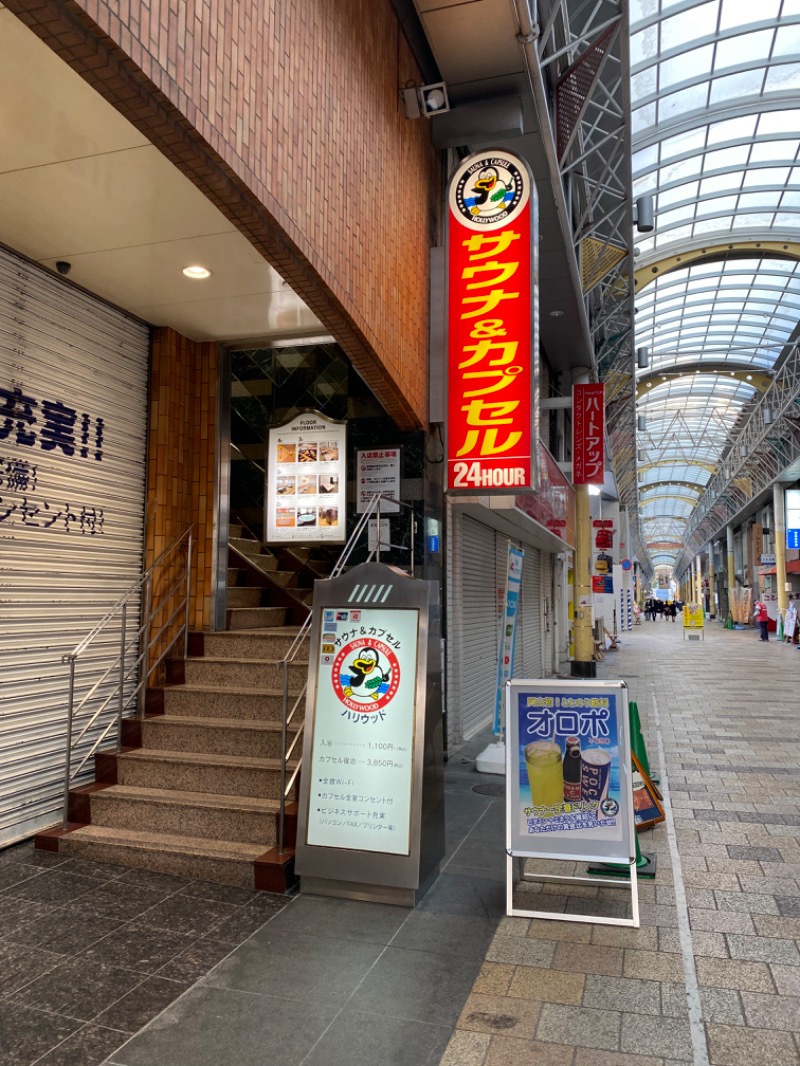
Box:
441;617;800;1066
3;618;799;1066
0;845;291;1065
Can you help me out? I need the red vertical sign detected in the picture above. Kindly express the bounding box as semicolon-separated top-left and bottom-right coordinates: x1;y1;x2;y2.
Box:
573;383;605;485
446;150;538;493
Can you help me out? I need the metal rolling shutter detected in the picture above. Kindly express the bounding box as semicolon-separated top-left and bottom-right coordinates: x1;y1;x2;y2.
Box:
457;516;499;740
519;545;543;678
0;248;149;846
541;551;554;676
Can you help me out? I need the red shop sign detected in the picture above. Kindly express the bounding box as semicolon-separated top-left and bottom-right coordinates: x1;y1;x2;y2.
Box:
573;383;605;485
446;150;539;494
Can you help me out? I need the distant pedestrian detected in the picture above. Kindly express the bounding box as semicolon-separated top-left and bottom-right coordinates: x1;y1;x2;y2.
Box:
754;600;769;641
655;600;664;621
667;601;677;622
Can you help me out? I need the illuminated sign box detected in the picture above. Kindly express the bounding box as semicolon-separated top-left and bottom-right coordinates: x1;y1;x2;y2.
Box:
295;562;445;906
446;149;539;495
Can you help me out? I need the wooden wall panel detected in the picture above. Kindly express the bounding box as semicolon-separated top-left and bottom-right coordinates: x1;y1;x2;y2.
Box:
146;328;217;635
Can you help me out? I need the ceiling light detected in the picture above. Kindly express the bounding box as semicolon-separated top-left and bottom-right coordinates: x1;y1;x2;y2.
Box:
549;310;565;317
183;265;212;279
746;374;752;381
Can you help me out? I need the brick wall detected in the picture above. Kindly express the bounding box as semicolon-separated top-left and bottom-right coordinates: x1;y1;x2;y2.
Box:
7;0;438;430
147;328;217;639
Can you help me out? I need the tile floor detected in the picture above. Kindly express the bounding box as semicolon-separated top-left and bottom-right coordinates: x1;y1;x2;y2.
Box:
4;618;800;1066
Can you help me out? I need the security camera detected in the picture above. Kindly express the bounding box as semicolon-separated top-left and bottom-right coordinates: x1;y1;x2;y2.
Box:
55;261;72;276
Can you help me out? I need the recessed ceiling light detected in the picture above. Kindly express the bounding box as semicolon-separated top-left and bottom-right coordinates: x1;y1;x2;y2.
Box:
549;310;564;317
183;265;212;279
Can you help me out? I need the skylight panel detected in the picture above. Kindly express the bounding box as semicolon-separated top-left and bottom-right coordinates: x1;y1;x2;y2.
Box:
715;29;776;68
660;2;720;49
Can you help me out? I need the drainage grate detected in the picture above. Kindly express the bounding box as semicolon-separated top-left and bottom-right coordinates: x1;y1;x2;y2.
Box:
472;782;506;797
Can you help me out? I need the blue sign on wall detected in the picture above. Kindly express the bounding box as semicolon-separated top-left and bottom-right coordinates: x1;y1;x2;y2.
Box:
788;529;800;549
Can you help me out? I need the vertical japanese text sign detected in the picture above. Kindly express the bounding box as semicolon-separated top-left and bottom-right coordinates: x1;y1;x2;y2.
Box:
573;383;605;485
446;150;539;494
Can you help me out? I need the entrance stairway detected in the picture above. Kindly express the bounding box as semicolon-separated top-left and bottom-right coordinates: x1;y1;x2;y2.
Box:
36;525;313;891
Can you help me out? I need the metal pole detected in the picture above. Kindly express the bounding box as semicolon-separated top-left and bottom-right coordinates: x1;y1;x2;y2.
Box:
774;482;788;617
140;574;152;718
63;658;76;827
278;661;290;855
410;511;415;578
376;496;382;564
184;529;194;660
117;605;127;750
727;524;736;621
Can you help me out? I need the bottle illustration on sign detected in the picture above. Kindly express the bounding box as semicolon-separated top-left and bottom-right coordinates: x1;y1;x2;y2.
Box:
581;749;611;818
524;741;563;816
563;736;582;802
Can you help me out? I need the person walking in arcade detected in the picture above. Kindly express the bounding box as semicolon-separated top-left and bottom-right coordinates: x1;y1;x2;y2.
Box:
754;599;770;641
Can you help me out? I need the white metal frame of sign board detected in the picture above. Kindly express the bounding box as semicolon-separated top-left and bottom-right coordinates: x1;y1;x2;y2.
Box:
506;679;639;927
295;561;445;906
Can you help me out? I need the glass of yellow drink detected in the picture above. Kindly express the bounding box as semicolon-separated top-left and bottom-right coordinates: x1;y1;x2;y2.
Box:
524;741;564;816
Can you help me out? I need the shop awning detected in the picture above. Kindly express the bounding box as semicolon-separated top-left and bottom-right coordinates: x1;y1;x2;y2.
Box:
759;560;800;576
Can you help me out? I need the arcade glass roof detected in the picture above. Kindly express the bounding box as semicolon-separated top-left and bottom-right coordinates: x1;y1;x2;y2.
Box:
630;0;800;571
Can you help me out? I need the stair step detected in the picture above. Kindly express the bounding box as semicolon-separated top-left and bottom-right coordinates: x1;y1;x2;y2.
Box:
269;570;298;587
58;824;266;887
204;629;307;660
118;748;296;799
227;587;262;608
230;536;269;558
228;524;243;539
89;785;281;845
249;555;279;573
143;715;296;759
227;606;286;630
184;657;307;691
164;684;289;719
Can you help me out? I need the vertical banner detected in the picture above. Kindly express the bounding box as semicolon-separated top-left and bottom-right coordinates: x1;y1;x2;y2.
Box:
493;544;525;735
573;383;605;485
446;150;539;494
591;518;616;594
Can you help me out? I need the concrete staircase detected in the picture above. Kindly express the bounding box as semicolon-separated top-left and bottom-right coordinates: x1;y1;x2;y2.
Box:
37;526;313;891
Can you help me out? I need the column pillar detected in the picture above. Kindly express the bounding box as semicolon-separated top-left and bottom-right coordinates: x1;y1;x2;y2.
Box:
707;543;716;618
726;525;735;622
571;368;595;678
774;482;788;616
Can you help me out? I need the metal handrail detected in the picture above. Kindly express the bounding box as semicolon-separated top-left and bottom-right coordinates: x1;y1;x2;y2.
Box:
276;492;415;854
61;526;193;825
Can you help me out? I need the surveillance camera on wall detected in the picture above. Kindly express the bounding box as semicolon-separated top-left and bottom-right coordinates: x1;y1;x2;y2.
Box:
55;261;72;276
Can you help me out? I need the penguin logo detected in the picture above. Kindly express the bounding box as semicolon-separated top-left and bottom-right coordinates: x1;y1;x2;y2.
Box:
450;151;529;231
332;638;401;714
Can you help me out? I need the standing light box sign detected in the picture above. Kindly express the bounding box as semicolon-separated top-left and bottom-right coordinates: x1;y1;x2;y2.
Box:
506;679;638;927
573;383;605;485
266;411;346;544
295;562;445;906
446;149;539;494
305;607;418;855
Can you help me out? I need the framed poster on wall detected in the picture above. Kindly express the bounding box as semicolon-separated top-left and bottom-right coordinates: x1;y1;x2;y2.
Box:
266;411;346;544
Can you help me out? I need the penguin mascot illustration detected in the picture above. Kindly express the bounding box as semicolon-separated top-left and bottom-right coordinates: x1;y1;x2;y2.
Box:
343;647;390;700
465;167;512;216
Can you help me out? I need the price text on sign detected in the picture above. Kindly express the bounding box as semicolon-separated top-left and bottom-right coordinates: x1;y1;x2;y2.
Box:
573;383;605;486
446;150;538;493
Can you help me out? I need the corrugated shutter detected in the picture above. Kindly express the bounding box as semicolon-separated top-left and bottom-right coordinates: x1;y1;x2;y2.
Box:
519;546;543;678
541;551;554;676
457;516;498;740
0;247;149;845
